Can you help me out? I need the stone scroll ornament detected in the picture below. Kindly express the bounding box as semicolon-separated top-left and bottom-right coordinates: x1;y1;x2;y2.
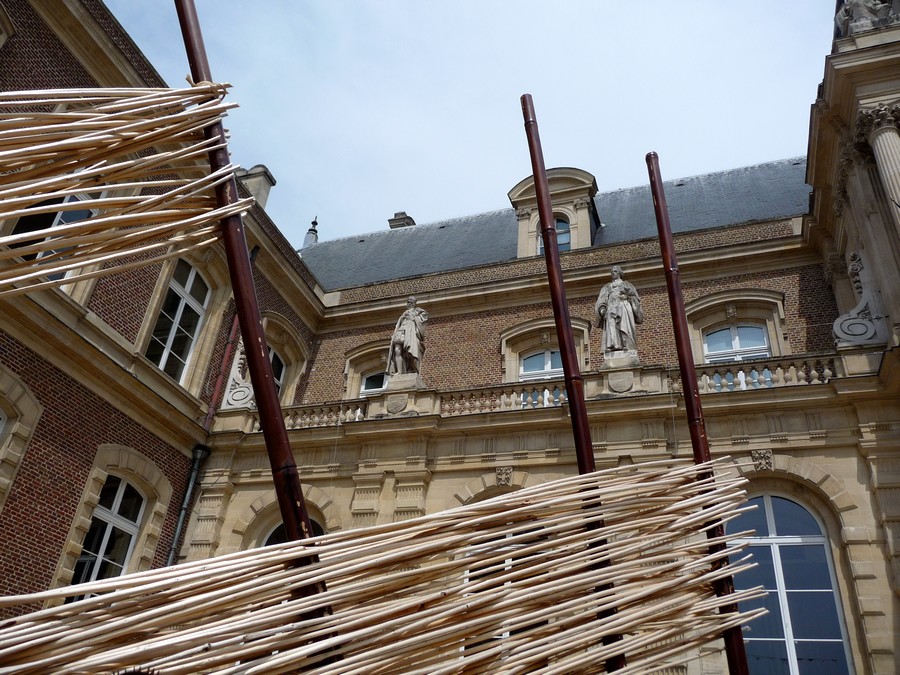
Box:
833;252;890;346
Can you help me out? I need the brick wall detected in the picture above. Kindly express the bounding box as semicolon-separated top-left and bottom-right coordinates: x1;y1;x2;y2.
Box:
0;333;191;614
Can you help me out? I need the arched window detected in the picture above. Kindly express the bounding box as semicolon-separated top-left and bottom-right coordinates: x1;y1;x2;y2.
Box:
703;323;770;363
69;475;145;599
9;194;99;282
144;259;210;382
519;348;562;381
727;494;852;674
268;346;286;395
538;217;571;254
264;519;325;545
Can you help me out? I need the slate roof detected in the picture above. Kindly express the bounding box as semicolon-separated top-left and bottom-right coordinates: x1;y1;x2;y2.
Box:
299;157;810;291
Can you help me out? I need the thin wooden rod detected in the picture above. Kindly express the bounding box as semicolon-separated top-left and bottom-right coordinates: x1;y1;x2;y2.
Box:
645;151;749;675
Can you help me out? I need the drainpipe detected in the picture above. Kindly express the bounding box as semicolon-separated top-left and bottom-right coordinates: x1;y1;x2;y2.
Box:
166;443;210;566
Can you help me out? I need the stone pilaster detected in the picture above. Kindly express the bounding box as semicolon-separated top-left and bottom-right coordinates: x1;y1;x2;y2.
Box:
185;468;234;561
857;104;900;239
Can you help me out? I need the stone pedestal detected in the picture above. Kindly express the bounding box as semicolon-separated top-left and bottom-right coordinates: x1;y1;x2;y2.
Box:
385;373;426;391
599;350;641;370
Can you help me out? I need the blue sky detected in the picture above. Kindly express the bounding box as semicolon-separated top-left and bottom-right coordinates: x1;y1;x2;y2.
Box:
105;2;835;247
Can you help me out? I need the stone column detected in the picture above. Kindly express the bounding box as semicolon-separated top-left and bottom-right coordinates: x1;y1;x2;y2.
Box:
857;104;900;240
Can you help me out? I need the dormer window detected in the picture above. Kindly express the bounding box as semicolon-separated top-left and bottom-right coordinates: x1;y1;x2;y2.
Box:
538;218;571;255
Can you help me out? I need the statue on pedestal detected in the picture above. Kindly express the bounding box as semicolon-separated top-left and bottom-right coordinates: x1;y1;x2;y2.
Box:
835;0;898;36
595;266;643;362
388;296;428;376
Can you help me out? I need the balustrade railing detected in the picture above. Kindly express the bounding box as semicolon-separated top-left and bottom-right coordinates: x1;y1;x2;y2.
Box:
251;399;366;431
237;354;846;429
440;381;568;415
673;355;836;394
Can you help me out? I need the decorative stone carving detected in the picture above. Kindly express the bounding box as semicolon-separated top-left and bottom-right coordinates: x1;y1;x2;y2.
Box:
836;0;900;37
595;265;643;366
387;296;428;377
856;104;900;144
833;251;890;346
221;337;255;409
751;449;774;472
496;466;514;487
515;207;532;220
823;250;848;285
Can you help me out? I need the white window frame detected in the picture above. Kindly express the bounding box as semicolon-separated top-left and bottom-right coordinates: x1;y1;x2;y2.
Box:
359;369;387;396
733;494;853;675
519;348;563;381
144;259;210;383
70;475;145;598
702;323;771;364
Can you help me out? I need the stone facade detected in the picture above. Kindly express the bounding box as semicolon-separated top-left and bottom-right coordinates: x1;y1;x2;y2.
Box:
0;2;898;673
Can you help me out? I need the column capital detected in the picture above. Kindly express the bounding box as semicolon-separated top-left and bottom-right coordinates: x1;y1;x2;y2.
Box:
855;104;900;143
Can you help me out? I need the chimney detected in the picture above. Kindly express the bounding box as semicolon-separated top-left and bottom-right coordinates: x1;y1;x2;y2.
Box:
234;164;276;209
302;217;319;248
388;211;416;229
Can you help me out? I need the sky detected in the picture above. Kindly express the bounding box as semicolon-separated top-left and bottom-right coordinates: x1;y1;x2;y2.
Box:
104;1;836;248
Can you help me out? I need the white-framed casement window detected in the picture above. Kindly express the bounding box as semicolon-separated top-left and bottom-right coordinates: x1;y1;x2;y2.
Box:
144;259;210;383
359;370;386;395
344;341;390;398
538;217;571;255
727;494;852;674
686;290;787;365
519;348;563;381
268;346;286;395
9;194;99;281
500;319;589;384
703;323;771;364
69;474;145;599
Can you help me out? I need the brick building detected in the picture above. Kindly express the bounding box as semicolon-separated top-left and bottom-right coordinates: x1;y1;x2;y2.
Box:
0;1;899;673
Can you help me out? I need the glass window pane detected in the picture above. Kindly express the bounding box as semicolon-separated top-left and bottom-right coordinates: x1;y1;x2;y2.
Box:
71;552;97;585
745;639;790;675
794;641;850;675
189;274;209;305
177;306;201;337
736;545;777;590
780;545;832;590
80;518;107;555
737;325;767;348
549;350;562;370
97;559;125;581
97;476;121;511
738;593;784;639
117;484;144;523
363;372;385;391
101;527;133;567
522;353;545;372
163;353;186;381
726;496;768;537
705;328;734;353
173;259;191;288
786;591;842;640
555;218;569;233
771;497;821;536
169;329;194;362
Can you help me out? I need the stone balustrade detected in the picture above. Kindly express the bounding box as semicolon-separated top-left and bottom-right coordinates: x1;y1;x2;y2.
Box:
440;382;568;415
670;355;837;394
229;350;879;428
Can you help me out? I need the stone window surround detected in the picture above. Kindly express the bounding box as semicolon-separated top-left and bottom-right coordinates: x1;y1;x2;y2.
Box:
260;311;308;405
233;485;337;551
0;5;14;51
685;289;787;364
49;444;172;601
500;318;591;384
136;252;229;397
345;340;390;399
0;366;42;518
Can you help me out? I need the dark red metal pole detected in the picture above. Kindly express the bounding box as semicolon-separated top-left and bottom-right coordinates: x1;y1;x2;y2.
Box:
646;151;749;675
174;0;316;550
521;94;625;672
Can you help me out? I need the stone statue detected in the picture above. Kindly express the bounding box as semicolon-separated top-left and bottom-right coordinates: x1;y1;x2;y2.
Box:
387;296;429;375
595;266;643;357
835;0;897;36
